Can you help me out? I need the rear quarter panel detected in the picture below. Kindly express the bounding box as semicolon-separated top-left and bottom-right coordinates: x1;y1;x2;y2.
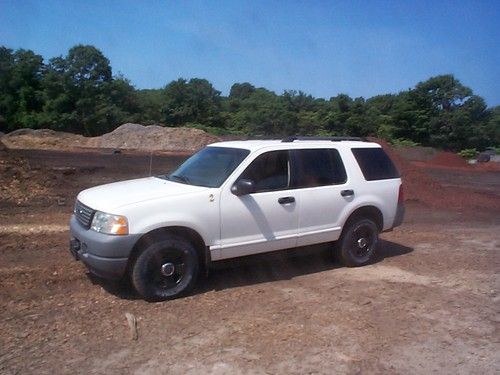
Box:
337;146;400;231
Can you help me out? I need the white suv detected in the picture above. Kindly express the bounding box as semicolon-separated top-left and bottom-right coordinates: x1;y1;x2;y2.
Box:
70;137;404;301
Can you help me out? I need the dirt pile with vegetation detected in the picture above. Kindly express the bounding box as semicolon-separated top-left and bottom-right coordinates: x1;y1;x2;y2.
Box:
2;124;220;154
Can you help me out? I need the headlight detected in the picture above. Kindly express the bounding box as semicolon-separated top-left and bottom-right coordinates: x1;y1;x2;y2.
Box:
91;211;129;235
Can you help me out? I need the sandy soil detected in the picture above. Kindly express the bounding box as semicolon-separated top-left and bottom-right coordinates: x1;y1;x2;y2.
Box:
0;148;499;374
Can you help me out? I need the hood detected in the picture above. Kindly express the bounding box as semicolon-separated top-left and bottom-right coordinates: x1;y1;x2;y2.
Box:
77;177;209;212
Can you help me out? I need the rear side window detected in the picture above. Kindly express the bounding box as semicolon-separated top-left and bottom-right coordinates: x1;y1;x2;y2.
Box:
352;148;400;181
293;149;347;188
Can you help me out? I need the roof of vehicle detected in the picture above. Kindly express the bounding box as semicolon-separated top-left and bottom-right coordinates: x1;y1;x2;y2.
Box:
209;138;381;152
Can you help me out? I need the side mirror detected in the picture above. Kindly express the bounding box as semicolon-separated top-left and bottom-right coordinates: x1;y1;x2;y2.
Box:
231;179;255;196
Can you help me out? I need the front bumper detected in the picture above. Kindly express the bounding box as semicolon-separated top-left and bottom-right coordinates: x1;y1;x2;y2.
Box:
69;215;140;280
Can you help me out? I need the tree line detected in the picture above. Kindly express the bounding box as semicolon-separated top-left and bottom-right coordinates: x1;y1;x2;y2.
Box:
1;44;498;151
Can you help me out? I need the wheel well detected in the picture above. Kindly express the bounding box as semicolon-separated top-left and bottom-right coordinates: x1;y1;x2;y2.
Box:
343;206;383;233
126;226;208;276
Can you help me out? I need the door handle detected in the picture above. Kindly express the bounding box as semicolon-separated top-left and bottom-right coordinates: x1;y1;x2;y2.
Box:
278;196;295;204
341;189;354;197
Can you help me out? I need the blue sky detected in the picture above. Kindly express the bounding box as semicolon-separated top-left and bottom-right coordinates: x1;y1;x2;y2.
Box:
1;0;499;105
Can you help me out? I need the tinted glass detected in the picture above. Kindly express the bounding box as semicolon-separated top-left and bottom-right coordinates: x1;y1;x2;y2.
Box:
293;149;347;188
167;147;249;187
238;150;290;192
352;148;400;181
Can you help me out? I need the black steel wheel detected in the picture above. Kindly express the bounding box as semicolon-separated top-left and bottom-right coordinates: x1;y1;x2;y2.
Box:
132;236;199;301
338;218;379;267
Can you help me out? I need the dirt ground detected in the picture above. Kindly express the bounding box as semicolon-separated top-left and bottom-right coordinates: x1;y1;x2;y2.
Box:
0;148;499;374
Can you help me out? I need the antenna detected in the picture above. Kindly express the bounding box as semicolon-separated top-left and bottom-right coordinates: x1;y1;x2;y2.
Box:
149;151;153;176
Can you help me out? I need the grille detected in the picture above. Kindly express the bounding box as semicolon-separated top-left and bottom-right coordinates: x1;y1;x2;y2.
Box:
74;200;95;229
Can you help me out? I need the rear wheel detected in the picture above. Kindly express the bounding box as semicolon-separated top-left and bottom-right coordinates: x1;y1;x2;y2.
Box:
131;236;199;301
338;218;379;267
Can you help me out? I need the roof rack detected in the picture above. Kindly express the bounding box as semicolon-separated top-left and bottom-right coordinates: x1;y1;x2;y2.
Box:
281;136;365;143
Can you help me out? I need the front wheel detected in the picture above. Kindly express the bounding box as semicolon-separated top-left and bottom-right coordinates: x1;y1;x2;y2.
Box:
131;236;199;301
338;218;379;267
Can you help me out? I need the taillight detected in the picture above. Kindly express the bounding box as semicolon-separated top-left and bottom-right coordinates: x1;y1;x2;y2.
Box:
398;184;404;204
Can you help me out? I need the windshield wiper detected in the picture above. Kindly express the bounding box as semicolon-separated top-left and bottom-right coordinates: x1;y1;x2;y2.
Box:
169;174;191;184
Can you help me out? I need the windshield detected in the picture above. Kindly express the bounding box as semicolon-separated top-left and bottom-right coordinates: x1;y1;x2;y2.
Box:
163;147;250;188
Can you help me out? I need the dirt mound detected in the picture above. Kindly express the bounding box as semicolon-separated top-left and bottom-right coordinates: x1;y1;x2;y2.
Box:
2;129;88;150
368;138;500;211
0;150;60;206
428;151;468;168
2;124;220;153
86;123;220;153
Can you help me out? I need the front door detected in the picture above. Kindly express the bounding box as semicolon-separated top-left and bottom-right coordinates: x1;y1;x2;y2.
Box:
218;150;299;259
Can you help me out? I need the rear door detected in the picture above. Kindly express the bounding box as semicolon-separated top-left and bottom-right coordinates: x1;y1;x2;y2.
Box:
292;148;353;247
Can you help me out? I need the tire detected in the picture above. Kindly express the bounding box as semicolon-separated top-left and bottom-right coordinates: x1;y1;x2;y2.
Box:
338;218;379;267
131;236;199;301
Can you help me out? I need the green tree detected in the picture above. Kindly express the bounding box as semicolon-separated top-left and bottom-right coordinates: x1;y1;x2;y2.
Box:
0;47;16;131
42;45;137;135
487;106;500;144
470;104;500;149
408;75;489;150
323;94;353;135
164;78;222;127
135;88;165;124
229;82;256;100
0;47;46;131
225;87;300;135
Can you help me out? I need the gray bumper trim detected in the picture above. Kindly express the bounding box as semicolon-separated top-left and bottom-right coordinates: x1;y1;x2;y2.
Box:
69;215;141;280
79;252;128;280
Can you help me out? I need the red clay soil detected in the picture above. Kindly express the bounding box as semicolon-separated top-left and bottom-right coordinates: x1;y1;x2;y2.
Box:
368;138;500;211
411;159;500;172
414;150;500;172
427;151;469;168
472;162;500;172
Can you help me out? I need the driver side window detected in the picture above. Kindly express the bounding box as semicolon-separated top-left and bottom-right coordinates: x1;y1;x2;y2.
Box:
238;151;290;193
